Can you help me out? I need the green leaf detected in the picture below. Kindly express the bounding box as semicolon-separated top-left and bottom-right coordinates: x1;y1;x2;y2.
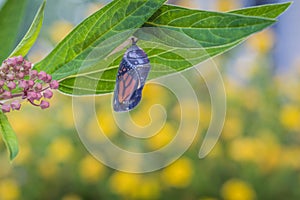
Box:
229;2;292;19
9;0;46;57
58;3;288;95
34;0;167;79
0;0;28;62
0;112;19;161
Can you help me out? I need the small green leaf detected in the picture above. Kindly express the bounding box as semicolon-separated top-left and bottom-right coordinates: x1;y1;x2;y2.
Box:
0;112;19;161
34;0;167;79
229;2;292;19
9;0;46;57
58;3;289;95
0;0;28;62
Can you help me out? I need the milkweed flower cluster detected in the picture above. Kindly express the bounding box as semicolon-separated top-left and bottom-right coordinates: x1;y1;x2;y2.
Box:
0;55;59;113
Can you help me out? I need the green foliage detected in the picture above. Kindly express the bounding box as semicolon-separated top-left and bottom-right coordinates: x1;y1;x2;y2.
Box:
0;0;291;161
0;0;46;161
0;112;18;160
9;0;46;57
229;2;292;18
0;0;28;62
34;0;167;77
55;3;289;95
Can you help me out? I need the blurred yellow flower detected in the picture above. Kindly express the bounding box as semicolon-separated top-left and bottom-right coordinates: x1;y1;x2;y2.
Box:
280;104;300;131
109;172;140;196
222;116;243;140
221;179;256;200
142;83;170;106
281;147;300;169
217;0;240;11
229;138;257;162
48;137;74;162
247;29;275;54
207;142;222;158
109;172;160;199
49;21;74;44
0;179;20;200
161;157;193;188
7;106;45;137
147;123;175;150
79;156;106;183
229;134;281;172
61;194;82;200
97;111;118;138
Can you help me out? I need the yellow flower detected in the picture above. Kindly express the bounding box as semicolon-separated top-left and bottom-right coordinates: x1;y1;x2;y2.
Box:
0;179;20;200
280;104;300;131
109;172;160;199
49;20;74;44
161;157;193;188
281;147;300;169
79;156;106;183
109;172;140;196
247;29;275;54
147;123;175;150
229;138;257;162
229;134;281;172
133;178;160;199
217;0;240;11
97;111;118;138
47;137;74;162
221;179;256;200
222;116;243;140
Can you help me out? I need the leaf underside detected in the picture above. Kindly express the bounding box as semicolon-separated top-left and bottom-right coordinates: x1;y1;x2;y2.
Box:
9;0;46;57
0;0;28;62
56;2;290;96
0;112;19;161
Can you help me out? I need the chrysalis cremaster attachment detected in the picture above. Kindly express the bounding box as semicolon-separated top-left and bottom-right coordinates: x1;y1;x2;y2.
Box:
113;38;151;112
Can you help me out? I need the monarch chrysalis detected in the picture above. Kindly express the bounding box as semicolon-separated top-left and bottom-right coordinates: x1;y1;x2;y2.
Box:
113;38;151;112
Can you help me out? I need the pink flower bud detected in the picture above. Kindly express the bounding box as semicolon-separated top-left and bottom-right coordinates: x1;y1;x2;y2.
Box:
16;72;25;79
50;80;59;89
45;74;52;83
6;73;14;81
36;93;42;101
1;104;10;113
2;91;11;99
6;58;17;67
0;63;9;72
28;80;35;88
11;100;21;110
7;81;16;90
14;65;21;71
16;55;24;65
24;61;32;70
0;80;4;87
40;100;50;109
30;70;38;79
27;91;37;101
34;83;42;91
43;90;53;99
38;71;47;81
19;80;28;89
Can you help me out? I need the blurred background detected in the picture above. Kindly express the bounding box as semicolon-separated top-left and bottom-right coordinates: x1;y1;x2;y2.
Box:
0;0;300;199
